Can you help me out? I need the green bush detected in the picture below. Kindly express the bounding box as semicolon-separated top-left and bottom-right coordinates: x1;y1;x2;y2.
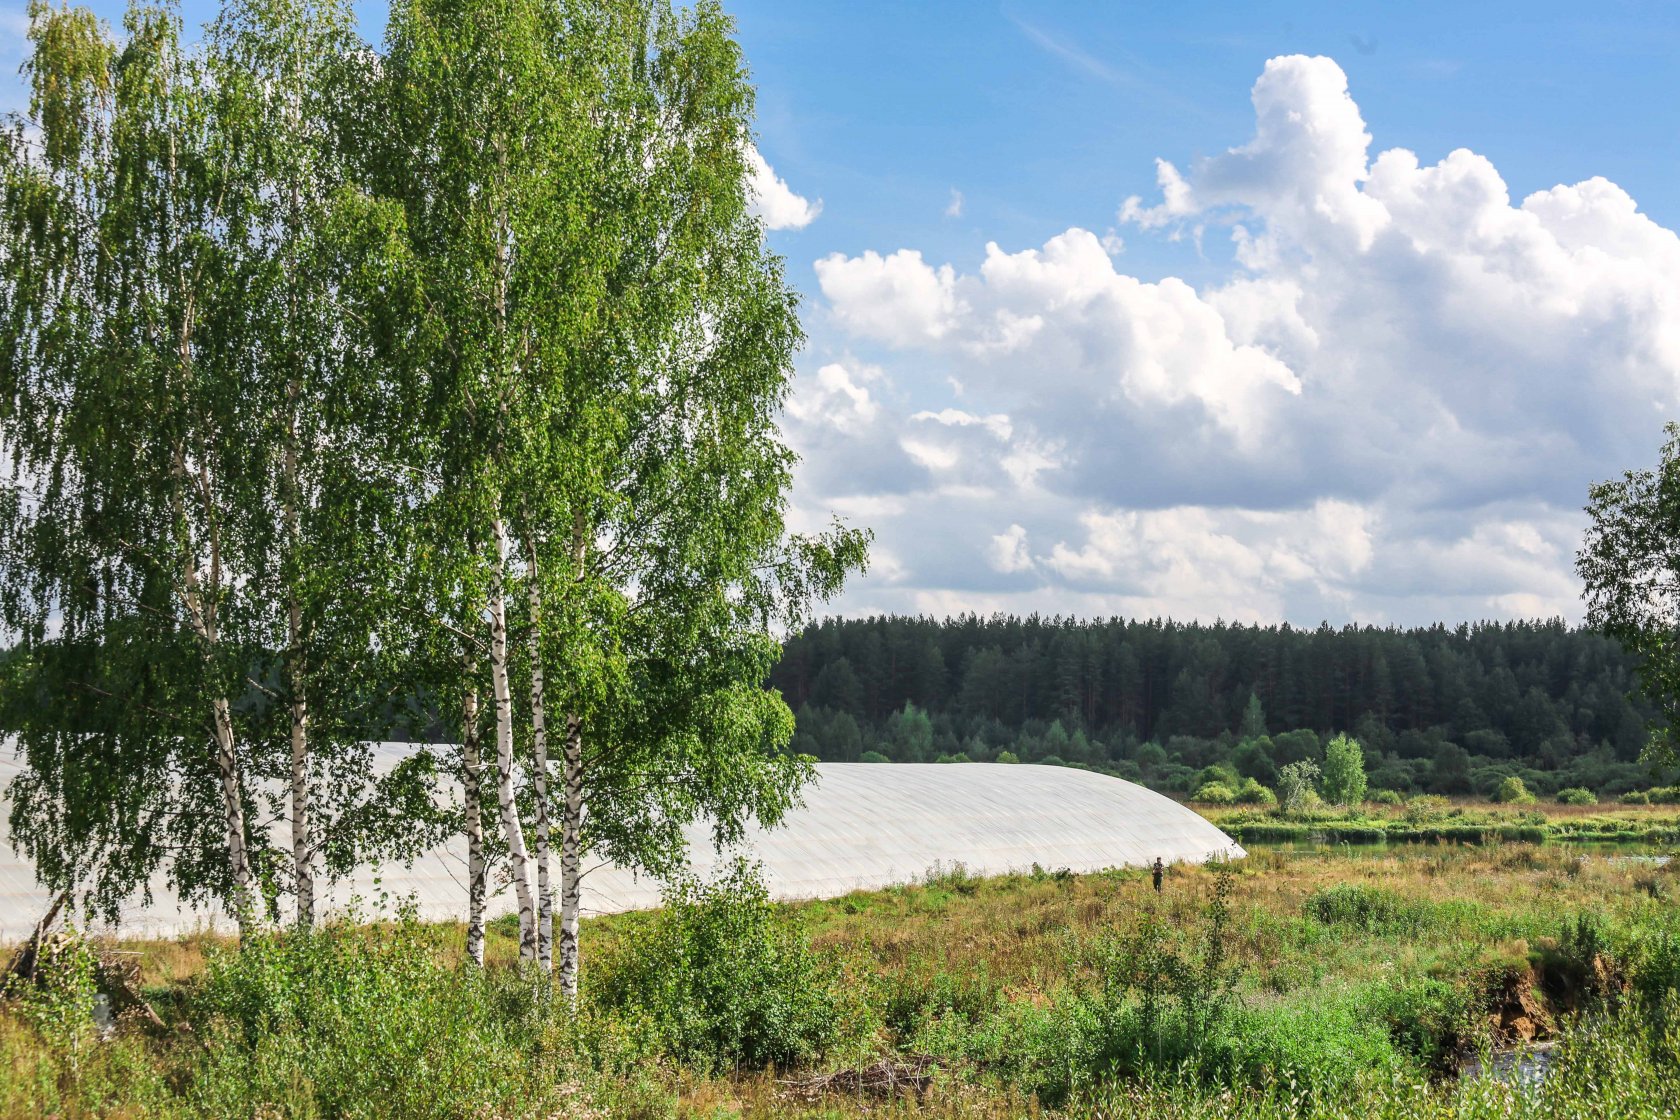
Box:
1650;785;1680;805
1534;911;1619;1008
1234;777;1277;807
3;931;99;1053
1493;775;1536;804
995;750;1021;764
185;913;584;1118
1277;760;1321;814
592;859;853;1073
1557;786;1598;805
1194;782;1237;805
1631;920;1680;1009
1305;884;1429;936
1358;975;1477;1068
859;750;889;763
1369;788;1404;806
1621;789;1652;805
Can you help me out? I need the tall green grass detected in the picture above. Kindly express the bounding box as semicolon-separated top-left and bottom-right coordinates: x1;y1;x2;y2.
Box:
1;850;1678;1117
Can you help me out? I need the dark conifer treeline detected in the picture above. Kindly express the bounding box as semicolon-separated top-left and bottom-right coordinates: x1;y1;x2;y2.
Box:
773;616;1677;797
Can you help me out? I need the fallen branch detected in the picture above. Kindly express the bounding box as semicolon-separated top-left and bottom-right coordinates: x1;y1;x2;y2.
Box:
2;889;71;985
777;1055;937;1101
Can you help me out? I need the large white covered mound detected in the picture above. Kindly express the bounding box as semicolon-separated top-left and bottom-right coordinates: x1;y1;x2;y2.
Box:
0;752;1241;941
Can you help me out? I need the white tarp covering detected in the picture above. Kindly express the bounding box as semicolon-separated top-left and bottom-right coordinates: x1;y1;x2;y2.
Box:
0;746;1241;941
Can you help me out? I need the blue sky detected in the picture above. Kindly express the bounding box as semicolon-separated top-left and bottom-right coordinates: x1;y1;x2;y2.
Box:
6;1;1680;626
732;2;1680;284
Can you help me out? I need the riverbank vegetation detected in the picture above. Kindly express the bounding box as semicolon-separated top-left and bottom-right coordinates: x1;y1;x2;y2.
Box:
1201;797;1680;847
1;844;1676;1117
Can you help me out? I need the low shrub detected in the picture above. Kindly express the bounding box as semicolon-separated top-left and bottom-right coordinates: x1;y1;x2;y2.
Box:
1650;786;1680;805
185;913;583;1118
1621;790;1652;805
881;963;1002;1039
1404;793;1451;817
1557;786;1598;805
1493;776;1537;805
1;931;99;1053
922;860;981;894
1534;911;1620;1009
1277;761;1321;814
1194;782;1237;805
1358;975;1478;1068
1369;789;1404;806
1631;919;1680;1011
592;859;857;1073
1235;777;1277;807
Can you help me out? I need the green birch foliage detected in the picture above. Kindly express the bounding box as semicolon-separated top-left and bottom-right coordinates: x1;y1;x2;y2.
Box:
528;0;870;876
205;0;448;899
0;0;442;926
1579;422;1680;766
0;0;269;920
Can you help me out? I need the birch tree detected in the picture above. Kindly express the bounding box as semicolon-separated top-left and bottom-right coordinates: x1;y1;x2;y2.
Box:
379;0;609;961
522;0;870;1001
205;0;440;929
0;0;440;934
0;0;264;929
1579;422;1680;767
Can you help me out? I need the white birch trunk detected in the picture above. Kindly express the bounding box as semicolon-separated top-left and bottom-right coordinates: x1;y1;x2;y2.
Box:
490;515;536;959
283;376;312;929
211;695;254;928
527;536;552;971
288;680;311;928
556;511;589;1002
557;711;584;1003
172;449;253;934
461;669;487;966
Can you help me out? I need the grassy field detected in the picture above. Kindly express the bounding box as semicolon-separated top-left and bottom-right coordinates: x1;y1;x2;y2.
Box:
1199;797;1680;847
1;840;1678;1118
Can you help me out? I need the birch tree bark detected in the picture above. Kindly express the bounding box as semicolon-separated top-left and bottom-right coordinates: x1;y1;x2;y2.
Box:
283;316;314;927
489;515;536;959
527;535;552;971
557;711;584;1001
461;663;487;966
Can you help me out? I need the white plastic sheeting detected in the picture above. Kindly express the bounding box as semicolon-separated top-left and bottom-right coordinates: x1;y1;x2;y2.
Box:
0;747;1241;941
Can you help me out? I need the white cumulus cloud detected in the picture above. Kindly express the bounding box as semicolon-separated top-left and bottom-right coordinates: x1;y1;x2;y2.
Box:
746;145;822;231
786;54;1680;626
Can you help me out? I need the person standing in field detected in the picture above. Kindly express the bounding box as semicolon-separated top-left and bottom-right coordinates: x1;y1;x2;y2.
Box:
1152;857;1165;893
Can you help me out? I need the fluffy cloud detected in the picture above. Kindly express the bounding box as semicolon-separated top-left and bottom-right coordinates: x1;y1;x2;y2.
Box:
746;145;822;231
786;55;1680;625
814;249;963;346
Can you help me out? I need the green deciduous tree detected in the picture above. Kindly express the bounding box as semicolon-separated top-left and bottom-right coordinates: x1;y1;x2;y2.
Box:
0;0;439;937
531;0;868;997
1579;423;1680;766
0;0;266;930
1320;733;1368;807
1277;760;1321;815
1239;691;1266;739
379;0;866;986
